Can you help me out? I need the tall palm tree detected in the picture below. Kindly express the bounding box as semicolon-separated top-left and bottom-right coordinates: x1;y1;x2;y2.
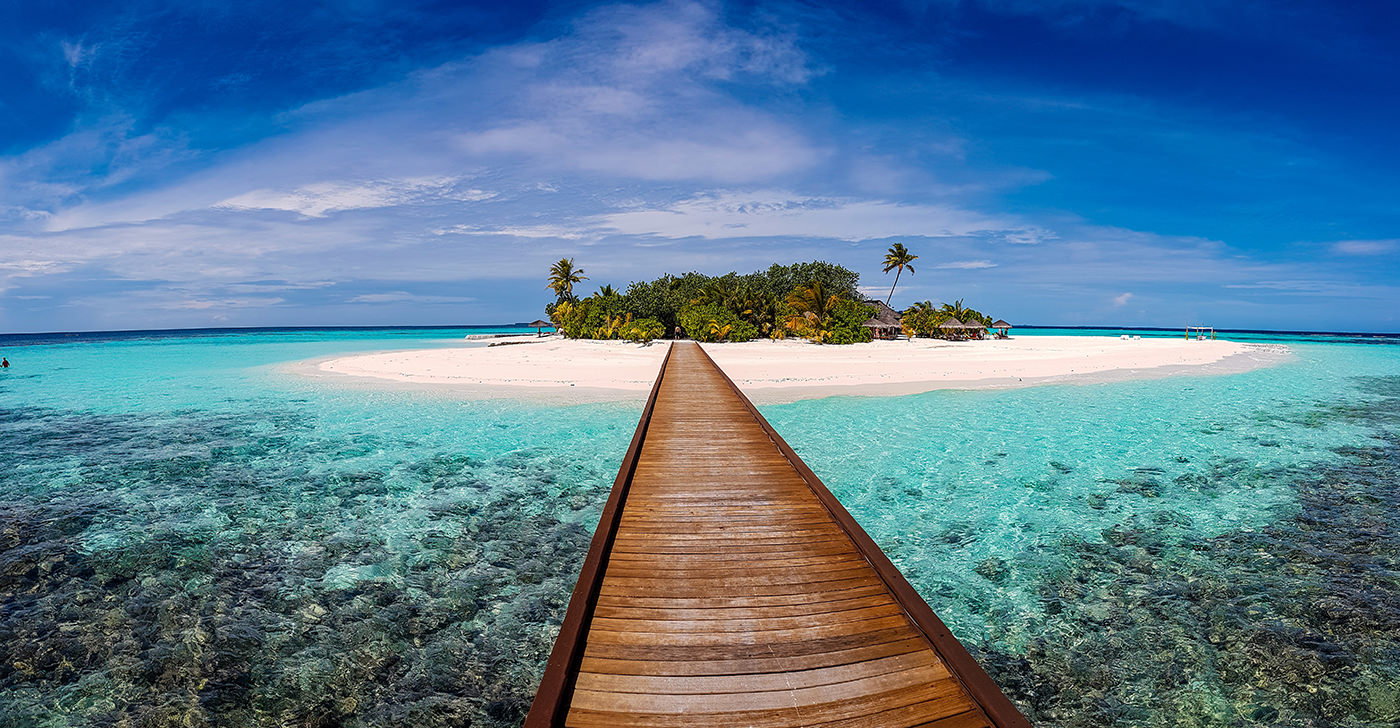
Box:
882;243;918;305
547;258;587;302
596;284;619;298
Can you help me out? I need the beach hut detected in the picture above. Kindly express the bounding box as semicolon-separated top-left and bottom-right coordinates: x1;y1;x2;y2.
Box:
960;320;988;340
528;319;554;337
991;319;1012;338
939;318;964;340
860;299;904;340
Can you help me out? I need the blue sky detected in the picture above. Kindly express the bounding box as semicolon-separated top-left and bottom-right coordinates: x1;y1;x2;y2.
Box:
2;0;1397;333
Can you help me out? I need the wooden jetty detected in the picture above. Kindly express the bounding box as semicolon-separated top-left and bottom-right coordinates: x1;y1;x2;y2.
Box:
527;342;1029;728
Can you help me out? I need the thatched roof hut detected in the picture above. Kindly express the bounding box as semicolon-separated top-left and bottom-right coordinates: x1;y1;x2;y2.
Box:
528;319;554;336
991;319;1012;329
861;299;903;339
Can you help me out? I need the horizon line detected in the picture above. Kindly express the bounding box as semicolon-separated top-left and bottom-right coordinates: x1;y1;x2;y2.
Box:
2;322;1399;341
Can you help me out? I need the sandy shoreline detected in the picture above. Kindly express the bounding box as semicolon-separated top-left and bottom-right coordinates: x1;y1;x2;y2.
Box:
289;336;1289;404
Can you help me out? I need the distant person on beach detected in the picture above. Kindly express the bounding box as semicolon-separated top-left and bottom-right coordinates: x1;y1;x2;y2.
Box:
1;357;8;368
673;326;682;340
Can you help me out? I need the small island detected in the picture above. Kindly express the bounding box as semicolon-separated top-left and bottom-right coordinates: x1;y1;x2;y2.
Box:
307;253;1277;402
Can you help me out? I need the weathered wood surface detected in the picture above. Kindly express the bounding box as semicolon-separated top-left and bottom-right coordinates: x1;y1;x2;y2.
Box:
528;342;1029;728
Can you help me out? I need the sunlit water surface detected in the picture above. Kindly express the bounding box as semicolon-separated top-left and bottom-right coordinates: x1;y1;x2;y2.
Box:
1;327;1396;727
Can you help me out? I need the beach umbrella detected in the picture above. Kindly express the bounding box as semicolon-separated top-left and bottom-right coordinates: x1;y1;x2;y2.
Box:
991;319;1012;329
528;319;553;337
939;318;963;328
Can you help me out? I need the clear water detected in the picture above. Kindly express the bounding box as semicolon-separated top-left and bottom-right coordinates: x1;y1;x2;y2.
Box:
1;328;1397;727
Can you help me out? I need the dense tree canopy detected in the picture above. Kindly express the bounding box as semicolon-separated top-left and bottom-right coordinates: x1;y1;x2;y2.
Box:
545;261;871;344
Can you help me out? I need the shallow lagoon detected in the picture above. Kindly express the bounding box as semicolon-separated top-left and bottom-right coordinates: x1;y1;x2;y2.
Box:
1;328;1396;727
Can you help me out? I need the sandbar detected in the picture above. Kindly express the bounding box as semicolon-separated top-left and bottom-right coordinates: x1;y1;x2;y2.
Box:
293;336;1288;404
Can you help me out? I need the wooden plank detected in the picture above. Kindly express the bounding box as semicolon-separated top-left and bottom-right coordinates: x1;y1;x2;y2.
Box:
592;583;891;609
526;342;1026;728
579;637;932;677
575;651;947;695
591;593;896;621
565;680;974;728
569;665;951;713
588;603;907;633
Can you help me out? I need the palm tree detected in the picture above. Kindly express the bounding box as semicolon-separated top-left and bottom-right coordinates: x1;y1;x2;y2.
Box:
904;300;935;317
597;284;619;298
547;258;587;302
706;320;734;342
786;281;840;342
596;312;630;340
882;243;918;305
939;298;971;323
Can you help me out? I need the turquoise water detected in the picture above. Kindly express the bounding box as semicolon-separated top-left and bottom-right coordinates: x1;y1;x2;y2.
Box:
1;329;1397;727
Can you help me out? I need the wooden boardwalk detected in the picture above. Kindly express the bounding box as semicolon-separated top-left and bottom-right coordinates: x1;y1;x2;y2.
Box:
527;342;1029;728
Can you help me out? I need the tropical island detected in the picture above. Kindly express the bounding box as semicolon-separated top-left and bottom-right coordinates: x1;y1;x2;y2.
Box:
303;248;1275;402
540;249;998;344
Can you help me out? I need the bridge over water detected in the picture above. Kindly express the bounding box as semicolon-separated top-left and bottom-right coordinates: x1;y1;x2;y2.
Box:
528;342;1029;728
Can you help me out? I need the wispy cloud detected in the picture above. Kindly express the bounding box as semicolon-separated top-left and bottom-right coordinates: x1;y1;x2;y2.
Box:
347;292;477;304
588;191;1029;241
216;177;493;218
1112;292;1134;306
168;296;286;310
436;223;596;240
937;260;997;269
1330;239;1397;256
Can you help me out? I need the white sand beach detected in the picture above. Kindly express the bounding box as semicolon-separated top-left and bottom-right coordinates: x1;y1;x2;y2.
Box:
300;335;1285;403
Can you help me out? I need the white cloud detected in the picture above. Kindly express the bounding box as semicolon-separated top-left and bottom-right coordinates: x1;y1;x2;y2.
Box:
447;1;824;184
1331;239;1397;256
347;292;477;304
166;297;285;310
216;177;492;218
590;191;1027;240
1113;292;1134;306
226;280;336;293
61;41;96;69
457;121;821;184
0;259;64;274
1002;228;1055;245
937;260;997;269
436;223;596;240
576;0;818;84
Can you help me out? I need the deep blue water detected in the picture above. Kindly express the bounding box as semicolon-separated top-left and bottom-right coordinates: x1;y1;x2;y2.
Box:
0;328;1397;727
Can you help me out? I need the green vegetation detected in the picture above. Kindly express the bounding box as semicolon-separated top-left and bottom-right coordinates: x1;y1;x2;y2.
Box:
782;281;874;345
901;298;996;338
678;304;758;343
546;258;587;303
545;261;870;344
544;254;999;344
620;317;665;343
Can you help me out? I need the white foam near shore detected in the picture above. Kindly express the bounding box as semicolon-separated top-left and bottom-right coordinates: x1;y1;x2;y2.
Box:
299;335;1286;403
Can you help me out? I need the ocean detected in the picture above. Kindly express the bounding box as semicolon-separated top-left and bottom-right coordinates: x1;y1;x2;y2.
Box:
1;327;1396;727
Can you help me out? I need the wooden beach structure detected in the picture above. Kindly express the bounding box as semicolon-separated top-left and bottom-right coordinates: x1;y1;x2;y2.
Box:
861;299;905;340
527;342;1029;728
